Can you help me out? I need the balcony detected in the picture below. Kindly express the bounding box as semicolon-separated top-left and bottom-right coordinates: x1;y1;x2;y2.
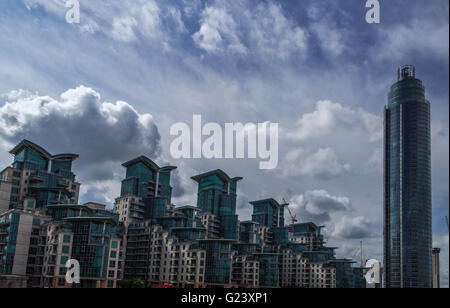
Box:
129;212;144;219
127;238;149;243
57;181;69;188
130;206;144;213
28;175;44;182
91;231;110;238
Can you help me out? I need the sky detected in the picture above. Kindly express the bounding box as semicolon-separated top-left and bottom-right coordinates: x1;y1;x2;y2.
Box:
0;0;448;287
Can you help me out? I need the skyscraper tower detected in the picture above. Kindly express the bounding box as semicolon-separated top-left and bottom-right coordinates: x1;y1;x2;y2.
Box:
384;65;432;288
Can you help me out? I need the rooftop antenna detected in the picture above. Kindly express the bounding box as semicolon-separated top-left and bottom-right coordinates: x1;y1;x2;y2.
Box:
360;241;363;268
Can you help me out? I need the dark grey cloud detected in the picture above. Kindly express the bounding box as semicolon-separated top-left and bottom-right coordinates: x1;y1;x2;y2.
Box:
171;169;187;198
289;190;351;225
80;186;110;206
237;194;249;210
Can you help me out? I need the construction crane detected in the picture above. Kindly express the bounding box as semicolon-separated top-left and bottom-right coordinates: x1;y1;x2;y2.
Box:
282;198;298;225
352;247;361;261
352;241;364;267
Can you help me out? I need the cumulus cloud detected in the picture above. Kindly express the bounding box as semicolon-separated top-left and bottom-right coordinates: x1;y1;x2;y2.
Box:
332;216;372;239
279;147;351;179
0;86;161;187
287;100;382;142
289;190;352;224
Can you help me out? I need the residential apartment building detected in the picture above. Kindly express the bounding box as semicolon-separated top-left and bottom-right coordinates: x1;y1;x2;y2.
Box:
1;140;366;288
0;139;80;213
0;140;122;288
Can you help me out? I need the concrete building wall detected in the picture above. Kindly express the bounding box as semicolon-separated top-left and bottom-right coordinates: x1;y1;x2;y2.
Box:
432;248;440;288
0;169;12;214
12;213;33;275
0;275;27;288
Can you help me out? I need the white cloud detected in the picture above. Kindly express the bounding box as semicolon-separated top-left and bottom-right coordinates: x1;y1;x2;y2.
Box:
193;4;247;55
192;0;307;59
372;19;449;65
247;2;307;60
111;16;138;42
332;215;372;239
138;1;162;39
310;21;345;57
287;100;382;142
23;0;66;15
279;147;351;179
366;147;382;173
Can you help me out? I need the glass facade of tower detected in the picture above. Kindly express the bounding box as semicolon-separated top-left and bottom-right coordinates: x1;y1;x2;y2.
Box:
4;140;80;210
384;65;432;288
251;199;285;228
119;156;176;224
194;172;238;216
192;170;242;240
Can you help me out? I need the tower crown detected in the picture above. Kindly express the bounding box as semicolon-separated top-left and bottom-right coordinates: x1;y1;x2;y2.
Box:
397;65;416;81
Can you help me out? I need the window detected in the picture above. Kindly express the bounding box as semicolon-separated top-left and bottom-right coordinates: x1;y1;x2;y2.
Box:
63;235;71;243
60;256;68;265
62;246;70;254
58;278;66;286
110;251;117;258
111;241;118;249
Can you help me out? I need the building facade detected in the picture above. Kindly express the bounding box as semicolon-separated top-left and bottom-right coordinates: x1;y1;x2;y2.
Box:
0;140;80;213
1;140;366;288
384;65;432;288
0;141;122;288
432;248;440;288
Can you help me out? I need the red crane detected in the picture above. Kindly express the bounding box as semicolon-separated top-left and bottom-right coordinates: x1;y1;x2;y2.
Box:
282;198;298;225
